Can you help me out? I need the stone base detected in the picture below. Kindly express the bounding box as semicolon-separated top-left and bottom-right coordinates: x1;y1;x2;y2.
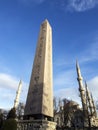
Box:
17;119;57;130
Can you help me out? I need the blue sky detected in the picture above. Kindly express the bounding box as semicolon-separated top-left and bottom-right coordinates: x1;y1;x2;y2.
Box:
0;0;98;109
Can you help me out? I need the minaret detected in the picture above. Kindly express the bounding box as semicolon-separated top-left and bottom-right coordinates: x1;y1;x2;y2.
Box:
76;61;87;117
91;93;97;117
14;80;22;109
85;81;93;116
24;20;53;120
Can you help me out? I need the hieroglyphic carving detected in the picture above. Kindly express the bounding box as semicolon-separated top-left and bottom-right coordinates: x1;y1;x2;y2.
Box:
41;25;53;115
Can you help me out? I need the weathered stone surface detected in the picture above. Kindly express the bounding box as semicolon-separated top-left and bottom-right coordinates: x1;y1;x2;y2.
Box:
17;120;56;130
24;20;53;118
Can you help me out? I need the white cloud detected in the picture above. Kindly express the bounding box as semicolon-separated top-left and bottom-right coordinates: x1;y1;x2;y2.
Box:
78;36;98;64
53;35;98;106
54;60;98;105
54;34;98;68
0;71;98;109
17;0;98;11
54;75;98;106
54;87;81;104
0;73;28;109
54;68;81;104
54;69;77;88
88;76;98;100
67;0;98;12
0;73;19;89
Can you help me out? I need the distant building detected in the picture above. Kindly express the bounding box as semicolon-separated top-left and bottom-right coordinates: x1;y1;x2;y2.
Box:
54;100;84;128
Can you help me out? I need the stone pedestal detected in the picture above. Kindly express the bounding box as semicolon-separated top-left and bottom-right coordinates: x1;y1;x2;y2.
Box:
17;119;56;130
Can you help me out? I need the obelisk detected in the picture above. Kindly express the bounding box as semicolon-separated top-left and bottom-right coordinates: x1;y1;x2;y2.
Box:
24;19;53;120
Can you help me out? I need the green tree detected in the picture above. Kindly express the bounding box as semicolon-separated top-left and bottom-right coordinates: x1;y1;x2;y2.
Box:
7;108;16;119
2;119;17;130
0;113;3;129
2;108;17;130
